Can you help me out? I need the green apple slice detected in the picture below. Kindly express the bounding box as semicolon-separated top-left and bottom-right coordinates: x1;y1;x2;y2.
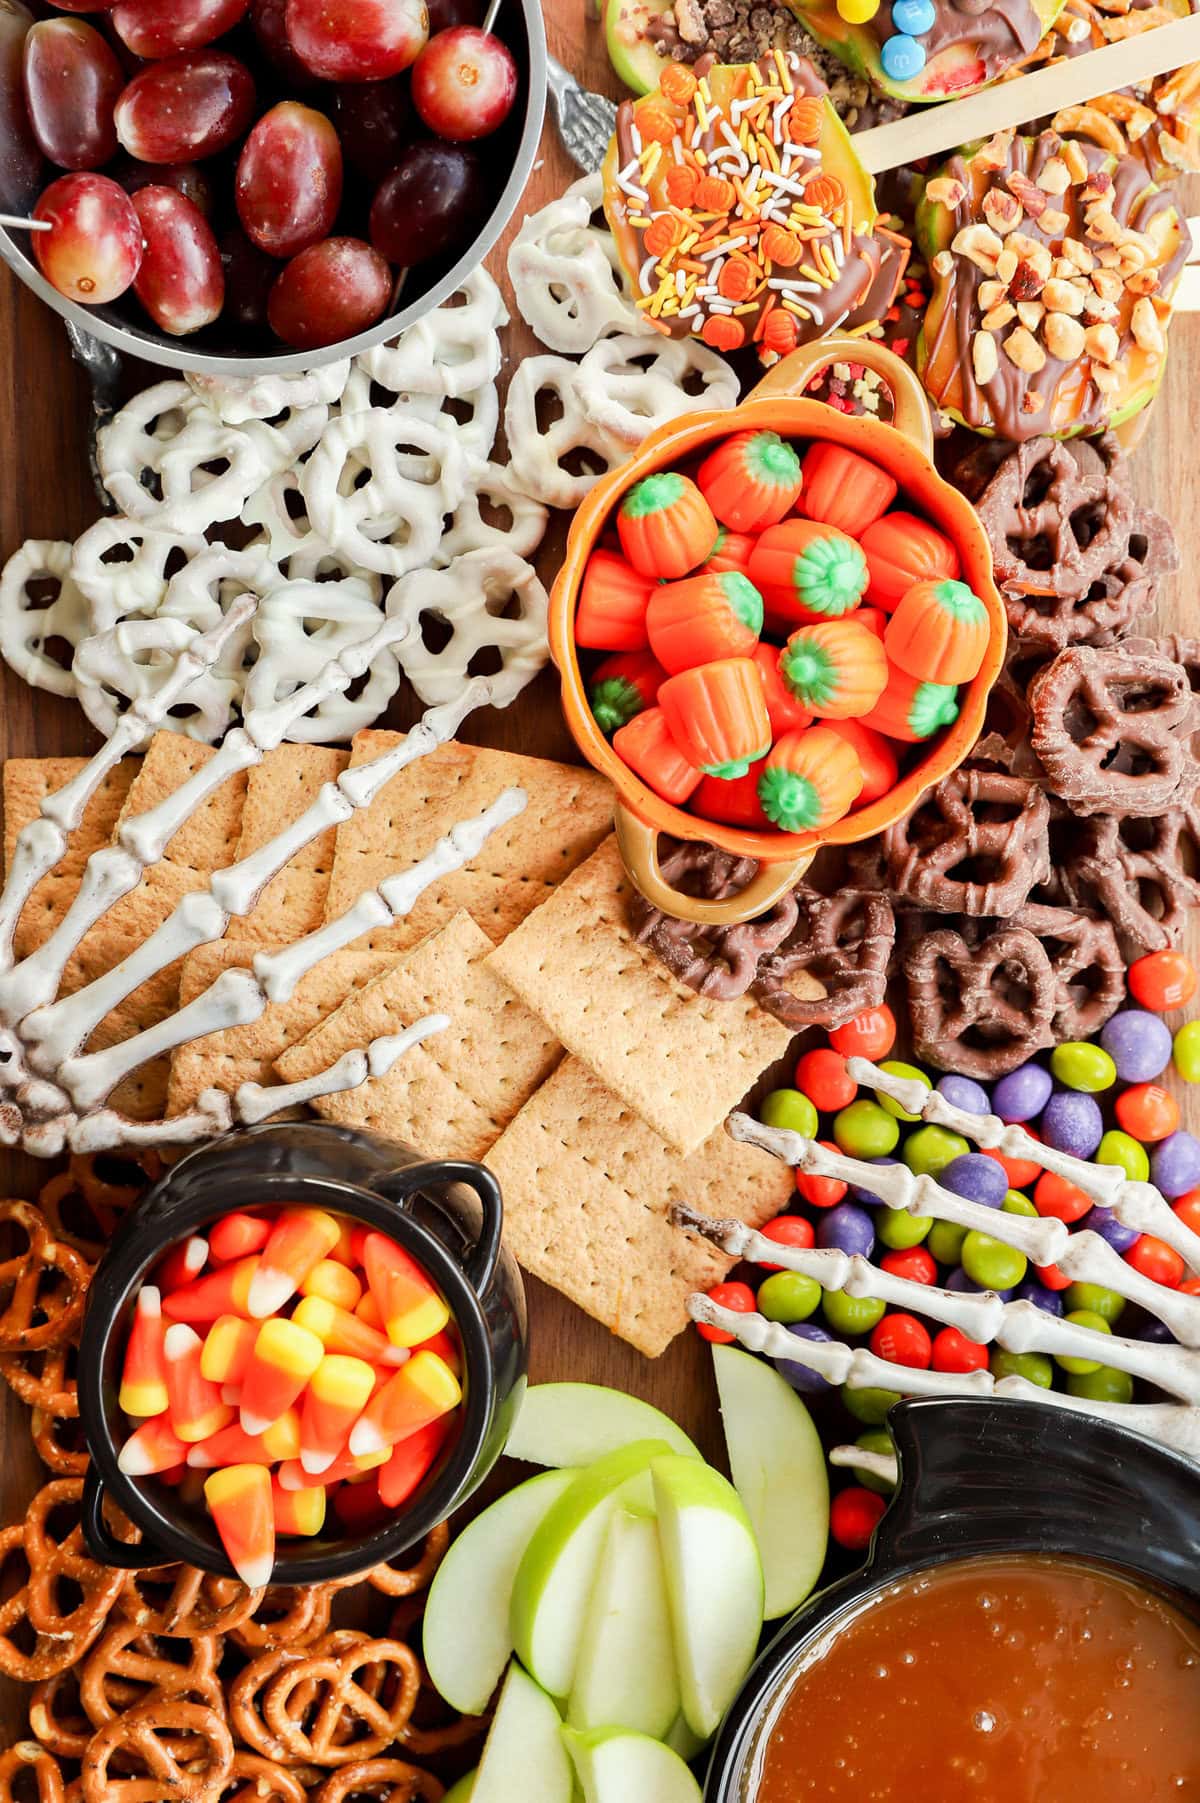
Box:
506;1384;700;1468
603;0;674;96
473;1663;573;1803
443;1773;476;1803
426;1469;577;1715
567;1506;681;1739
511;1440;673;1699
712;1344;830;1620
651;1455;764;1740
664;1715;708;1762
563;1726;702;1803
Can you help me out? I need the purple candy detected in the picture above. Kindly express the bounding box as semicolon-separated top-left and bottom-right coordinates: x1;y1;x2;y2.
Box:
1014;1278;1065;1316
936;1074;990;1115
1130;1312;1176;1345
992;1062;1052;1123
1081;1204;1141;1255
816;1201;875;1258
940;1152;1007;1209
1040;1090;1103;1159
1151;1129;1200;1199
774;1322;834;1393
945;1267;1013;1300
1100;1008;1173;1084
848;1155;898;1210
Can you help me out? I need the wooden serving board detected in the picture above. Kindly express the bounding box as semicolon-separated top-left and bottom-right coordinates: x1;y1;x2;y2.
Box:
0;0;1196;1737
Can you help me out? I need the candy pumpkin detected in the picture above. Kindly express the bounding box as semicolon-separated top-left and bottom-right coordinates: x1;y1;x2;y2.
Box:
704;528;758;580
696;430;804;534
658;656;772;779
617;471;719;578
757;727;864;833
823;716;900;805
856;606;887;641
799;444;896;536
860;665;960;742
749;519;868;626
612;706;702;804
778;619;888;720
587;650;666;736
692;758;772;830
752;641;813;737
859;512;960;612
646;570;763;675
885;577;991;685
576;550;653;651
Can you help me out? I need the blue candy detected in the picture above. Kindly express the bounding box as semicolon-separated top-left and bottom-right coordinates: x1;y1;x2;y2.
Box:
880;32;925;78
940;1152;1007;1209
1100;1008;1172;1084
1014;1278;1065;1317
1151;1129;1200;1199
1081;1204;1140;1255
1041;1089;1103;1159
892;0;936;31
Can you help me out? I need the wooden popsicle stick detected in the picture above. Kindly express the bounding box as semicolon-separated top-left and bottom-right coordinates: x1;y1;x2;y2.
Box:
853;12;1200;174
1172;265;1200;311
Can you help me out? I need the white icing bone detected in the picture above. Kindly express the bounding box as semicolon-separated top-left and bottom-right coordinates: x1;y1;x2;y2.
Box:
504;355;629;509
243;580;402;743
387;548;549;707
301;406;468;578
72;616;247;743
0;540;90;697
576;333;740;447
234;1012;450;1125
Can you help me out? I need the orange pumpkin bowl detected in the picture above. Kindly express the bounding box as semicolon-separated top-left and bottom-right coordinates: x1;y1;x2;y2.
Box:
548;336;1008;926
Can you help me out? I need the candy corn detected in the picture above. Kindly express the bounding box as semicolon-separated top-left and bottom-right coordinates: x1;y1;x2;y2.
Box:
162;1256;259;1325
200;1315;258;1388
276;1445;388;1491
299;1355;375;1475
205;1464;274;1588
240;1318;325;1437
327;1219;357;1266
155;1236;208;1292
411;1328;461;1377
163;1323;234;1444
272;1477;326;1538
292;1295;408;1367
348;1351;462;1458
355;1290;384;1330
378;1416;451;1509
208;1212;271;1263
363;1234;450;1350
332;1477;388;1532
119;1415;188;1477
185;1409;301;1469
299;1259;363;1311
248;1208;342;1318
119;1286;169;1418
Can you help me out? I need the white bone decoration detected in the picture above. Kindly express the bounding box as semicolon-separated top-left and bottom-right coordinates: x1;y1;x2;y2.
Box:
677;1058;1200;1464
0;593;525;1157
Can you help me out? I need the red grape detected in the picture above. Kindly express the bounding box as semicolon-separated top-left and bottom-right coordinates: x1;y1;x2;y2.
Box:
110;0;251;58
42;0;116;11
0;0;43;213
23;18;123;171
284;0;428;82
268;234;391;348
370;141;484;266
248;0;315;85
114;51;256;163
220;224;277;329
412;26;517;141
236;100;342;258
33;171;142;304
131;184;224;333
331;78;412;182
426;0;479;30
116;157;214;217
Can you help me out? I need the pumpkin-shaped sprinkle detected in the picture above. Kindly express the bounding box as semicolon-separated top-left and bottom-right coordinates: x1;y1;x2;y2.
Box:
757;726;864;832
697;430;804;533
617;471;719;579
749;519;868;625
778;619;888;720
885;577;991;685
646;570;763;675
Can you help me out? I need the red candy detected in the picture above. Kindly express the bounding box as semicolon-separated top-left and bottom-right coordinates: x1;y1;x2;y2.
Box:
1033;1171;1092;1225
830;1005;896;1062
1128;950;1198;1012
931;1326;988;1374
1034;1261;1073;1292
795;1048;857;1113
697;1280;756;1344
830;1486;887;1550
880;1247;936;1287
1125;1234;1185;1289
1114;1083;1180;1143
869;1312;932;1370
795;1142;848;1209
756;1216;817;1271
981;1127;1042;1192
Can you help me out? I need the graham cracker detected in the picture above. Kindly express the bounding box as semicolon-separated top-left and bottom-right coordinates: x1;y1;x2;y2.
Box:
3;756;137;959
485;836;795;1155
322;732;613;953
167;941;399;1118
275;911;563;1160
233;745;350;948
485;1056;793;1358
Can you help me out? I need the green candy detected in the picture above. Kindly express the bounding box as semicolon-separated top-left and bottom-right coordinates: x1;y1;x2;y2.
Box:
1002;1191;1036;1217
1095;1130;1149;1184
927;1219;967;1264
1067;1366;1134;1405
853;1429;896;1495
790;533;867;618
991;1349;1054;1389
1065;1282;1126;1326
877;1061;930;1121
757;1271;822;1324
1174;1019;1200;1085
760;1089;819;1139
877;1209;933;1250
1050;1041;1117;1094
842;1385;902;1425
833;1099;900;1160
961;1230;1027;1292
823;1290;886;1336
903;1124;970;1178
1055;1308;1111;1376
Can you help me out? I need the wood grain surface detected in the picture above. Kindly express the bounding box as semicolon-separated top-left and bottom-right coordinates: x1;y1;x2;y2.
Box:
0;1;1195;1716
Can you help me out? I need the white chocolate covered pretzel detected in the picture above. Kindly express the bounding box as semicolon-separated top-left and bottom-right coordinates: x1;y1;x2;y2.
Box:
0;540;91;697
387;547;549;707
300;405;469;578
435;460;549;565
69;516;207;633
577;332;739;447
508;176;651;354
185;360;352;424
244;578;403;743
360;266;506;398
505;355;628;509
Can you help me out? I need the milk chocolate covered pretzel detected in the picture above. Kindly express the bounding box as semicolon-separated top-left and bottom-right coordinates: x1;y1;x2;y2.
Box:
906;919;1060;1076
1029;642;1200;815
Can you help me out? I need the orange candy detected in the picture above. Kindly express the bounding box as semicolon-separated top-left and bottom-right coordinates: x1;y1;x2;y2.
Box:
859;512;960;611
119;1286;169;1419
1115;1082;1180;1143
613;706;702;805
635;103;678;144
162;1255;259;1325
800;443;896;537
348;1351;462;1458
239;1319;325;1437
705;529;757;579
363;1232;450;1349
292;1293;407;1367
785;96;824;143
119;1416;188;1477
779;620;888;722
379;1416;452;1509
199;1315;258;1388
885;578;990;686
804;173;844;211
204;1464;274;1589
1033;1171;1093;1224
701;316;746;352
1128;950;1198;1012
665;164;699;207
691;760;772;831
576;549;653;652
646;570;763;675
658;656;772;780
859;665;960;743
760;308;798;357
659;63;697;104
696;430;804;536
299;1259;363;1311
694;174;736;211
272;1477;326;1538
830;1005;897;1061
249;1208;342;1319
644;213;682;257
756;726;864;833
155;1236;208;1293
299;1355;376;1476
752;641;813;737
822;717;899;806
163;1323;234;1444
618;472;718;580
185;1410;301;1470
208;1213;271;1263
760;224;802;267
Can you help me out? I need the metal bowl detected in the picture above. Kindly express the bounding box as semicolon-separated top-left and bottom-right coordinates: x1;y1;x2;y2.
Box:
0;1;547;376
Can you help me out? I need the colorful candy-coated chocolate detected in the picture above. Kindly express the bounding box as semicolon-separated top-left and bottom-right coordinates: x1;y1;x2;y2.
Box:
1040;1091;1103;1159
755;1214;817;1268
1049;1041;1117;1094
880;33;925;78
692;759;772;830
162;1254;260;1324
119;1285;169;1418
800;443;896;536
859;666;959;742
749;519;868;626
775;1322;836;1394
884;578;990;686
248;1208;342;1318
612;706;703;805
208;1212;272;1263
1101;1009;1173;1083
751;641;813;738
842;1384;901;1424
936;1074;990;1114
796;1048;857;1112
1150;1130;1200;1199
378;1416;452;1509
820;717;899;806
1174;1019;1200;1083
348;1350;462;1457
823;1289;885;1334
299;1259;363;1311
869;1312;932;1369
778;620;887;722
587;650;665;737
961;1230;1027;1291
292;1293;408;1366
830;1005;897;1062
363;1232;450;1349
1128;950;1198;1012
815;1202;875;1258
1126;1234;1186;1288
931;1326;989;1374
696;429;804;534
576;550;654;652
239;1318;325;1437
163;1322;234;1444
1114;1082;1179;1143
876;1060;931;1121
940;1153;1006;1209
118;1415;189;1477
757;726;864;832
1033;1171;1092;1225
991;1062;1053;1123
757;1270;822;1323
299;1354;376;1475
1056;1310;1110;1376
199;1314;258;1388
185;1410;302;1469
902;1124;969;1177
876;1206;933;1250
832;1099;899;1160
881;1247;937;1285
205;1463;275;1588
658;657;772;780
697;1279;757;1345
858;512;960;613
617;471;719;579
796;1141;850;1209
646;570;763;675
